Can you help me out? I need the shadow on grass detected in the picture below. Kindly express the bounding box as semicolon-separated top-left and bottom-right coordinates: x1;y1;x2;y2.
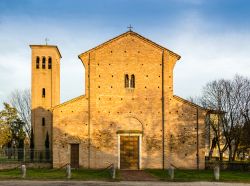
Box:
0;168;115;181
146;169;250;183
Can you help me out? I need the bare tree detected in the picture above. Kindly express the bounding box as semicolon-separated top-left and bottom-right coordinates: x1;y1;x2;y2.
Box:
201;75;250;161
207;114;228;161
9;89;31;139
188;88;228;160
186;96;200;105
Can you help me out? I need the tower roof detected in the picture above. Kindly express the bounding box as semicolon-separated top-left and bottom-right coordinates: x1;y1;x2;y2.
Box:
30;45;62;58
78;31;181;60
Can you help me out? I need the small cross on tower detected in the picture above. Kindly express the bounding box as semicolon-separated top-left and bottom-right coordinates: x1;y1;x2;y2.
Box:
127;24;133;31
45;38;49;45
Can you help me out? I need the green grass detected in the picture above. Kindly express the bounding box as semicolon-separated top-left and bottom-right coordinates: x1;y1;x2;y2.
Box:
0;168;113;180
146;169;250;182
1;168;249;182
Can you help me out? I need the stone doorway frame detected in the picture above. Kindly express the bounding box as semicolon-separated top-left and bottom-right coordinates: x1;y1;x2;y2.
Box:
117;132;142;170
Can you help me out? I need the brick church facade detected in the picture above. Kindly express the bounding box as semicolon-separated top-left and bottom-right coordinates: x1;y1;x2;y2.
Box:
31;31;214;169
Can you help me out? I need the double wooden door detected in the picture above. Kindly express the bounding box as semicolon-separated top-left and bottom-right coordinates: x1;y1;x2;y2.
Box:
120;136;139;169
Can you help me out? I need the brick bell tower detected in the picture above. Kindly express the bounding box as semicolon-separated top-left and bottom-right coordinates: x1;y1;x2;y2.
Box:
30;45;61;151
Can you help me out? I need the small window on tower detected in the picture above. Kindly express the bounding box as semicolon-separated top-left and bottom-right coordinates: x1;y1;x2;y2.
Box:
42;57;46;69
48;57;52;69
36;57;40;69
125;74;129;88
42;88;46;98
42;117;45;126
130;74;135;88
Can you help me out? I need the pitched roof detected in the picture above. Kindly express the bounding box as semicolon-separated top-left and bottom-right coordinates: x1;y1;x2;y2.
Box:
51;95;86;110
78;31;181;60
173;95;224;114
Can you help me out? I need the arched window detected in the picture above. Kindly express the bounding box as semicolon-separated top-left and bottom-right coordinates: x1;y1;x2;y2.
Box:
42;57;46;69
42;88;46;98
48;57;52;69
36;57;40;69
42;117;45;126
125;74;129;88
130;74;135;88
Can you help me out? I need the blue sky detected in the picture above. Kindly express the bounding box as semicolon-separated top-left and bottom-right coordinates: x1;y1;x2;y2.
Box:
0;0;250;108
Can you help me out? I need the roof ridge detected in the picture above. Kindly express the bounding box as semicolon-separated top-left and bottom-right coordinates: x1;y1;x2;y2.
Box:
173;95;207;110
173;95;224;114
51;95;86;110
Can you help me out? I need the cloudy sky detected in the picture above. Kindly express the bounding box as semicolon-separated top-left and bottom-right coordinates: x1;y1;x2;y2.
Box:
0;0;250;109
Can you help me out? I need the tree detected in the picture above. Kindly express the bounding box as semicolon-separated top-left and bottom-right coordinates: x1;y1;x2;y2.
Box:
30;128;34;161
45;132;49;149
240;109;250;150
207;114;228;161
17;126;25;161
0;103;26;147
45;131;50;161
201;75;250;161
9;89;31;139
188;93;228;161
0;121;11;148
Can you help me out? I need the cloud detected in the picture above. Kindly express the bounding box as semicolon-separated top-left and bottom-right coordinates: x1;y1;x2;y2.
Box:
158;11;250;99
0;9;250;110
0;16;86;109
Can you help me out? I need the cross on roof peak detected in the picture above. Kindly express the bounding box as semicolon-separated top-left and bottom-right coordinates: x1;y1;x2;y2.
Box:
45;38;49;45
127;24;133;31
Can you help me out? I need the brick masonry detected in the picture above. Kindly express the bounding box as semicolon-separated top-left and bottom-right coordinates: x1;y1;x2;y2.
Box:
30;45;61;151
31;31;210;169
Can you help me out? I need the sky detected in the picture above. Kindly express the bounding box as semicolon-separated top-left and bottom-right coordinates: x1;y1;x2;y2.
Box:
0;0;250;109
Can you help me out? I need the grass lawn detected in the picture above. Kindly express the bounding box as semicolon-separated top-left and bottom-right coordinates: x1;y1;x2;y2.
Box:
0;168;113;180
1;168;249;182
146;169;250;182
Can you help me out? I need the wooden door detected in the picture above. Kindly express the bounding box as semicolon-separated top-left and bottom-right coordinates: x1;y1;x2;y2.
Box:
70;144;79;168
120;136;139;169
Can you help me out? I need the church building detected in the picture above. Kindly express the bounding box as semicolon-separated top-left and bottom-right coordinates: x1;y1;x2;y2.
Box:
31;31;214;169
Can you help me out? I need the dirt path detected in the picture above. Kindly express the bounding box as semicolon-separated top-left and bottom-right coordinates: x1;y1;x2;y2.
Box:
120;170;158;181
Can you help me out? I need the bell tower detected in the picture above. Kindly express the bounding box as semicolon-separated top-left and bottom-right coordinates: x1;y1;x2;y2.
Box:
30;45;61;151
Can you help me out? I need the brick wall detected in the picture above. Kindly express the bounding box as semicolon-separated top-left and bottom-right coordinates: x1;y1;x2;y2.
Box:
49;31;208;169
